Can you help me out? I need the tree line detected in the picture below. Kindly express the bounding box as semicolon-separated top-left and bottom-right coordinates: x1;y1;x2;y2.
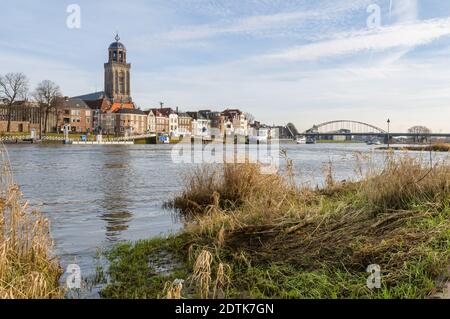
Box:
0;72;62;136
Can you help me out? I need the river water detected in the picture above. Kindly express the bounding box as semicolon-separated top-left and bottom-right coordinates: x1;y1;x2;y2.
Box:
4;143;443;298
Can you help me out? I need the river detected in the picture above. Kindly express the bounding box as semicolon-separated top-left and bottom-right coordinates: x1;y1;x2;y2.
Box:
4;143;442;298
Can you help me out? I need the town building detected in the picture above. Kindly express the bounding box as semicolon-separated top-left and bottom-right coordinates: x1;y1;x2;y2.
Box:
187;111;210;138
145;110;156;134
199;110;225;137
149;108;178;137
0;101;41;133
151;109;169;135
177;112;192;137
115;108;147;136
222;109;248;136
56;98;93;133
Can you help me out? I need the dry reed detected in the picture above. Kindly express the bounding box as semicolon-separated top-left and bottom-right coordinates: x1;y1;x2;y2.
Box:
0;146;62;299
170;153;450;298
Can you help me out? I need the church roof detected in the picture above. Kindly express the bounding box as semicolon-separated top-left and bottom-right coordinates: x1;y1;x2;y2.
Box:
72;91;106;101
59;98;91;110
109;42;126;50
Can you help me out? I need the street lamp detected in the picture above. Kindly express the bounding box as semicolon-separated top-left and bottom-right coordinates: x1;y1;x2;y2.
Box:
387;118;391;148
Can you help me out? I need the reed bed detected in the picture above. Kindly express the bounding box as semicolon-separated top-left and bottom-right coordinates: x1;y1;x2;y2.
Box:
103;154;449;299
0;147;62;299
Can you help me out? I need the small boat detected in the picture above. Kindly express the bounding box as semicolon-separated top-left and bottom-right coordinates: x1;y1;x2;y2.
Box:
366;140;381;146
296;136;307;144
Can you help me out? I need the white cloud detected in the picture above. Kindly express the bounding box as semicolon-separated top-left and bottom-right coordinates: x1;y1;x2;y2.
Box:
391;0;418;23
262;18;450;62
154;0;372;43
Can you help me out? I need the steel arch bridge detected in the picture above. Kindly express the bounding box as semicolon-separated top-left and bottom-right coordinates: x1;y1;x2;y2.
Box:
305;120;386;134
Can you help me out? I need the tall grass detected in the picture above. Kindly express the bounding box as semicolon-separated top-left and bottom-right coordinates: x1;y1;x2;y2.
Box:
102;154;449;299
0;147;62;299
170;163;291;215
167;154;450;299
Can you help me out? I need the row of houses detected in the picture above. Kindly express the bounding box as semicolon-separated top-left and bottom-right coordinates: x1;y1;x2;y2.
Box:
84;97;251;138
0;98;252;139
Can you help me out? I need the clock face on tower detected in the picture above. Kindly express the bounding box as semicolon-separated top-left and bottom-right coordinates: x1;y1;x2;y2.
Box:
104;34;132;103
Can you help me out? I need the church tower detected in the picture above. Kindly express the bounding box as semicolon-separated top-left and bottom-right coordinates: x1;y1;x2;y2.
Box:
104;34;132;103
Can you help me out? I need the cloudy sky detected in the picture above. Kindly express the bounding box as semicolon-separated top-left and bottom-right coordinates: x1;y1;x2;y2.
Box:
1;0;450;132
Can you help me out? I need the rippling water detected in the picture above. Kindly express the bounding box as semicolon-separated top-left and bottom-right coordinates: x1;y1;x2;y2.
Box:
4;143;444;298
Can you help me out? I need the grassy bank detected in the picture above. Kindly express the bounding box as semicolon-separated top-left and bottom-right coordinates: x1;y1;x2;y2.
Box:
102;155;450;299
0;151;63;299
379;143;450;152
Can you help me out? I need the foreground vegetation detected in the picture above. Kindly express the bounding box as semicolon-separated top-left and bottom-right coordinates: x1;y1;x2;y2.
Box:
103;154;450;299
0;151;62;298
379;143;450;152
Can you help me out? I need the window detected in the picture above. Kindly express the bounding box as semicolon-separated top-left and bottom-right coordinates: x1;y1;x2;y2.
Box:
85;111;91;116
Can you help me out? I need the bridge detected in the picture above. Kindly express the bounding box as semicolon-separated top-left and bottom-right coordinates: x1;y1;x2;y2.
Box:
282;120;450;142
306;120;386;135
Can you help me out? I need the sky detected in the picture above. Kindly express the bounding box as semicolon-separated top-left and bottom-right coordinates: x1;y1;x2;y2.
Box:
1;0;450;132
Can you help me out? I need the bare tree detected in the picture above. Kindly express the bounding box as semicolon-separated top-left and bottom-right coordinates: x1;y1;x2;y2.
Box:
408;125;432;143
33;80;62;137
244;112;255;124
0;73;29;132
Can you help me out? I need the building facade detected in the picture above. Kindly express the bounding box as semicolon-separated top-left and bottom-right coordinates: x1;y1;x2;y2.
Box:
150;109;169;135
115;109;147;136
188;112;210;138
222;109;248;136
0;101;41;133
177;112;192;137
146;110;156;133
56;98;93;133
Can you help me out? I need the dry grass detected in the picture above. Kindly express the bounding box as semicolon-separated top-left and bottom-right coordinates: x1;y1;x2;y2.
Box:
168;154;450;299
192;249;213;298
360;156;450;212
164;279;184;299
0;147;63;299
170;163;292;215
388;143;450;152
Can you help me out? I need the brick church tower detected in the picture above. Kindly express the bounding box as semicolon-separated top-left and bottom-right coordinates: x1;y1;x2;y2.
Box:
104;34;132;103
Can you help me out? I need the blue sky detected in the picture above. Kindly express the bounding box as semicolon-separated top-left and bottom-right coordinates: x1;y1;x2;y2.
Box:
1;0;450;131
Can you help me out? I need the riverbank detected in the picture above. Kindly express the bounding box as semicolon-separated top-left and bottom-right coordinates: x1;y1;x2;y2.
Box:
378;143;450;152
0;154;62;298
102;155;449;299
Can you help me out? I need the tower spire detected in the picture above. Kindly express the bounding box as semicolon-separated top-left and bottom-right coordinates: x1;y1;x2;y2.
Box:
114;32;120;43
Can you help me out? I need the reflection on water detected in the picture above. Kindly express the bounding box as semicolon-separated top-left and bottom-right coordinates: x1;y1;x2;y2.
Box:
99;153;133;241
4;143;445;298
101;211;133;240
